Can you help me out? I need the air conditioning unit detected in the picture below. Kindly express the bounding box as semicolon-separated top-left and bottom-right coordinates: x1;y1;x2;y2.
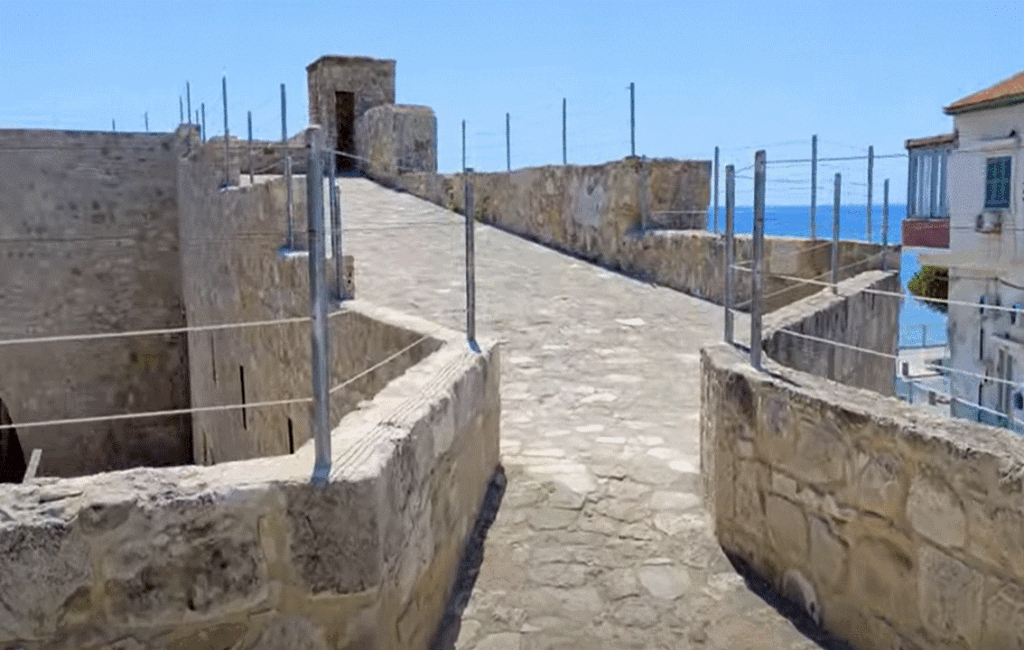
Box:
976;210;1003;233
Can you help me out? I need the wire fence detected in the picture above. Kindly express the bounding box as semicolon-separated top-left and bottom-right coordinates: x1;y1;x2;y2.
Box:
718;152;1023;435
0;131;483;485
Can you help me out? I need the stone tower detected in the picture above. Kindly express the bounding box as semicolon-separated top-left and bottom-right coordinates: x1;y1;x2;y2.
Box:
306;55;396;171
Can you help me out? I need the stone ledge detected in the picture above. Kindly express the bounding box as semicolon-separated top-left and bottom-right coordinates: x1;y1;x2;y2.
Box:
0;305;500;650
701;339;1024;650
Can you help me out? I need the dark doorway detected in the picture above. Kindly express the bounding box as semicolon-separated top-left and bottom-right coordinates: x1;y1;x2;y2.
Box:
0;398;26;483
335;91;356;172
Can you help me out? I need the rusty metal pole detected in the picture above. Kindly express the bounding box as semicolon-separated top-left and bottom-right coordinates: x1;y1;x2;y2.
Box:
867;145;874;242
713;146;720;233
465;168;477;351
282;83;294;249
724;164;736;344
247;111;254;185
832;173;841;293
222;76;230;187
810;134;817;240
751;150;766;370
882;178;890;271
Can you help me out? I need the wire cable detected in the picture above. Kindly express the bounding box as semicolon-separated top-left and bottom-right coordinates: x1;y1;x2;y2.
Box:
329;335;432;395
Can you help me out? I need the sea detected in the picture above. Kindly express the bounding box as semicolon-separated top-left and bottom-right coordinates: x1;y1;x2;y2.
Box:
719;204;946;349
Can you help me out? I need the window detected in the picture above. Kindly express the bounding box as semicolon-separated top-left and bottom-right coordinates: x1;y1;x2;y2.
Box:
1015;392;1023;411
908;147;951;218
985;156;1012;209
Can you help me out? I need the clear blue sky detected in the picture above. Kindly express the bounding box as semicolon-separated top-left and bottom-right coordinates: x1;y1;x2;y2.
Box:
2;0;1022;204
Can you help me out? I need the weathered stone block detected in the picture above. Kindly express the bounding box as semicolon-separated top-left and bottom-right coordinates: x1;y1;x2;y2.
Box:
734;460;765;536
966;499;1024;577
766;495;808;561
771;470;799;501
907;474;966;549
980;579;1024;649
809;515;848;592
855;450;906;520
849;536;918;629
285;479;381;594
917;544;984;647
104;529;266;624
784;413;850;484
0;521;91;639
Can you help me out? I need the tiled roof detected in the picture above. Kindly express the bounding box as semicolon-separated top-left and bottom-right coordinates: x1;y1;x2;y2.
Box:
945;69;1024;115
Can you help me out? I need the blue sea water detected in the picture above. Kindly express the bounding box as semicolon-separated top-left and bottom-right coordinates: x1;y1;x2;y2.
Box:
715;204;946;349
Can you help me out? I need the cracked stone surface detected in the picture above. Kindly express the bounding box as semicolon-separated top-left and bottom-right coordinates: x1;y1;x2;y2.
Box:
339;177;824;649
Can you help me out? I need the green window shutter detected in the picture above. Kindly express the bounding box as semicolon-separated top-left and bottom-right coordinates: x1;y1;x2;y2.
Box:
985;156;1012;209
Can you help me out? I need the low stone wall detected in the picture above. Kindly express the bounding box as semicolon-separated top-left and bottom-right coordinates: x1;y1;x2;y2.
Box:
204;136;308;178
178;127;359;464
354;105;437;176
0;307;501;650
701;301;1024;648
763;271;901;396
374;163;897;312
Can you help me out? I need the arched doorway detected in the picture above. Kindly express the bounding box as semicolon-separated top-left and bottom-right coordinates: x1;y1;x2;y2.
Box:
0;397;26;483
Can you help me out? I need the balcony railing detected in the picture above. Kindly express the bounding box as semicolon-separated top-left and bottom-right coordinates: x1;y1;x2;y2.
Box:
903;217;950;248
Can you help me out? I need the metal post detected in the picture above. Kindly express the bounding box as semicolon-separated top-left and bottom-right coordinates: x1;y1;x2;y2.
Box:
713;146;720;233
724;164;736;344
112;119;116;132
187;82;192;125
832;173;841;293
462;120;466;172
144;112;149;132
222;76;230;187
306;126;330;485
751;150;766;370
506;112;511;171
465;168;477;349
867;145;874;242
922;324;927;348
247;111;254;185
639;156;650;231
179;96;184;124
882;178;890;270
630;82;636;157
810;134;817;240
562;97;567;165
282;83;294;249
196;110;200;126
201;103;206;142
330;150;343;300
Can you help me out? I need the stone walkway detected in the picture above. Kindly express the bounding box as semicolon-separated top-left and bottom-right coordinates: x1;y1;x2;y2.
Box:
339;178;825;650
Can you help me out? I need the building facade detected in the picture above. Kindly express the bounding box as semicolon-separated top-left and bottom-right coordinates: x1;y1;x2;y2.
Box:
910;69;1024;429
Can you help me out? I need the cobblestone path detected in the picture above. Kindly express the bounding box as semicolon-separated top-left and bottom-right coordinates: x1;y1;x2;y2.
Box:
340;178;825;650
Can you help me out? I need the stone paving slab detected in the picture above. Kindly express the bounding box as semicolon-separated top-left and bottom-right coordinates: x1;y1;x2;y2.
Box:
338;178;825;649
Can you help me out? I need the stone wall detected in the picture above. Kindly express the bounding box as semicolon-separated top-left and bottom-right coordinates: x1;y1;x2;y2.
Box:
377;163;898;312
176;128;360;464
354;105;437;176
701;297;1024;649
205;136;308;178
0;129;192;477
0;308;501;650
763;271;901;396
306;56;396;162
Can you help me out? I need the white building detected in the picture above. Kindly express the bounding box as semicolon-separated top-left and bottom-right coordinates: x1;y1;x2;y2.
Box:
908;69;1024;429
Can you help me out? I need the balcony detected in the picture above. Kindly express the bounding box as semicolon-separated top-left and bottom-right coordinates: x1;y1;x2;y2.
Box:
903;217;950;248
903;134;954;249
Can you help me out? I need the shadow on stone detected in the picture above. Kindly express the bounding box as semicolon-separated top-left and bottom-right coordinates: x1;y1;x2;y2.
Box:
431;465;507;650
0;397;26;483
724;551;856;650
